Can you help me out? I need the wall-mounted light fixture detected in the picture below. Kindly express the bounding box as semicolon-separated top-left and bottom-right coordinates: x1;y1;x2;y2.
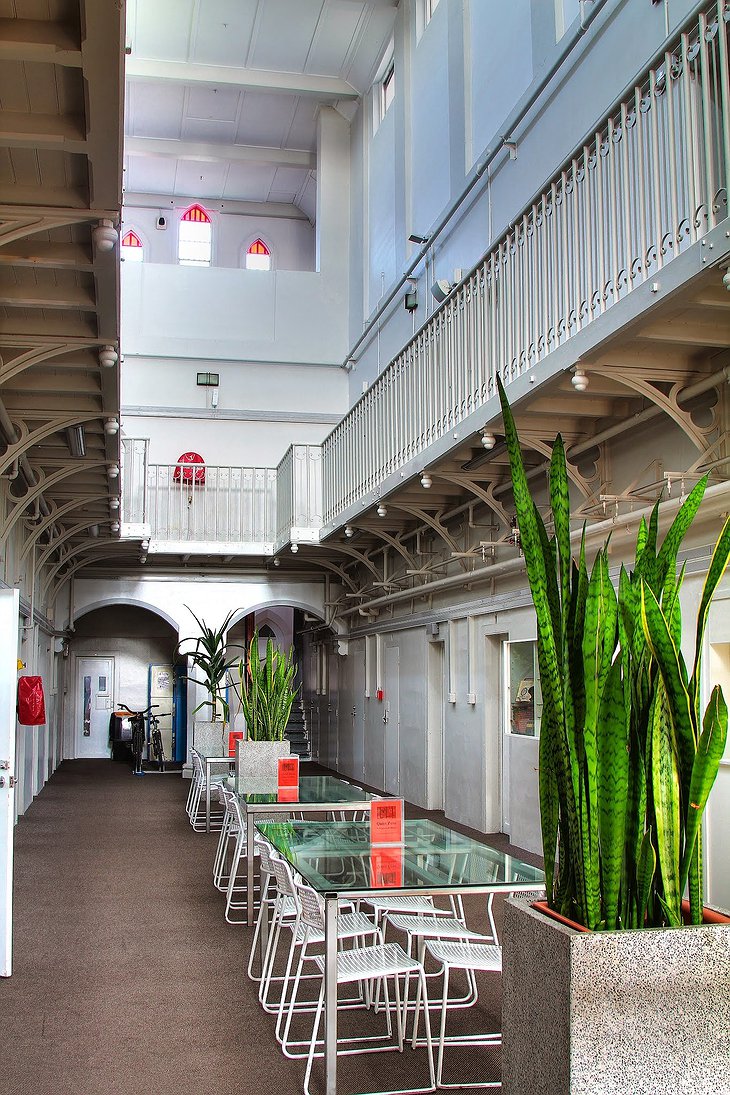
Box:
408;233;429;245
111;521;120;533
93;219;118;252
109;497;120;510
481;430;496;450
107;463;119;478
66;425;86;458
291;543;299;554
571;368;589;392
377;503;388;517
420;472;432;488
431;279;453;304
99;346;118;369
404;279;418;312
273;558;280;567
104;417;119;435
344;525;355;537
196;372;220;387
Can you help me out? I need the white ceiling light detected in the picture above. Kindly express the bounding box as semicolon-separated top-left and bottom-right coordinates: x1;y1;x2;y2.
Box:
481;430;496;449
572;368;589;392
377;503;387;517
291;543;299;553
99;346;118;369
107;464;119;478
104;417;119;435
420;472;432;488
344;525;354;537
109;498;120;510
93;219;118;253
110;521;120;533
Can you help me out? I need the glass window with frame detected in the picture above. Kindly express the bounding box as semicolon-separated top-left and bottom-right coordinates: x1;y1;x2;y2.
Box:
381;60;395;117
245;238;271;270
506;640;542;737
121;229;144;262
555;0;580;40
178;204;212;266
424;0;440;25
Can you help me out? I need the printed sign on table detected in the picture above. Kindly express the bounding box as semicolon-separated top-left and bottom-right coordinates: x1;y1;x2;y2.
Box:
228;730;244;757
277;786;298;803
278;755;300;788
370;846;404;887
370;798;404;846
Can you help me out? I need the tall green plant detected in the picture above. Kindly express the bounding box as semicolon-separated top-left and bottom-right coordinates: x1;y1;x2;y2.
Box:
238;631;298;742
497;377;729;929
177;607;239;722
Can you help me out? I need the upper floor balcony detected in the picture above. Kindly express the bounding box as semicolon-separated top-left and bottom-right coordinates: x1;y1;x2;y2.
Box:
120;2;730;568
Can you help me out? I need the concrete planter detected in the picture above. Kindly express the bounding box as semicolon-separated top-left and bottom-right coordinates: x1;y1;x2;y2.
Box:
502;897;730;1095
191;720;227;756
235;738;290;780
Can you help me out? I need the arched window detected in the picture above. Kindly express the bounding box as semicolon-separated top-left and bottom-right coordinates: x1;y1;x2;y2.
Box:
121;229;144;262
178;204;212;267
245;238;271;271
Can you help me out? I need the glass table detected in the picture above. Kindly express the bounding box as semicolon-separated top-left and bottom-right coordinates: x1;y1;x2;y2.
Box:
257;817;545;1095
234;776;385;927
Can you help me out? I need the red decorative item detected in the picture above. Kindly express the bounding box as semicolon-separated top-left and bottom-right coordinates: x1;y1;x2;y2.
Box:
17;676;46;726
173;451;206;485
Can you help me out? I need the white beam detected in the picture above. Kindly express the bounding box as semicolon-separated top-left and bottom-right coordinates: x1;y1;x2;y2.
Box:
125;58;358;100
125;136;316;169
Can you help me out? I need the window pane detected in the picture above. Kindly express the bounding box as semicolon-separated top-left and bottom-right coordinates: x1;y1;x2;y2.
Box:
246;251;271;270
179;219;211;266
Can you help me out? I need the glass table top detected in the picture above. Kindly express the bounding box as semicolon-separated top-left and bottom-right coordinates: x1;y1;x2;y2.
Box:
231;774;382;806
256;818;545;894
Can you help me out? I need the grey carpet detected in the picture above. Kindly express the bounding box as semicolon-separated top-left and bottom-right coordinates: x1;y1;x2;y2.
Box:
1;760;541;1095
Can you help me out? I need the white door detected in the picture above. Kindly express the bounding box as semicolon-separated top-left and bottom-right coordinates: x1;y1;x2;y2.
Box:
384;646;400;795
0;589;19;976
75;657;115;758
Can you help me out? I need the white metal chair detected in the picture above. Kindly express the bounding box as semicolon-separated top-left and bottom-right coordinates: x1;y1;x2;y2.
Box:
187;749;226;832
278;873;382;1055
212;786;239;891
303;939;436;1095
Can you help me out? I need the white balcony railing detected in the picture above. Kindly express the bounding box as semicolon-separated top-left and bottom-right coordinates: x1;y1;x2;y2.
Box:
321;1;730;525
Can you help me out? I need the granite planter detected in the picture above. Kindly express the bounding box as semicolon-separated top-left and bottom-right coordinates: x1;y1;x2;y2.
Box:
502;898;730;1095
192;720;227;756
235;738;290;780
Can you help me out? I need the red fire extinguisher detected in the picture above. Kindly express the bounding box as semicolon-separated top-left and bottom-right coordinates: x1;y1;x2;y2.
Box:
17;676;46;726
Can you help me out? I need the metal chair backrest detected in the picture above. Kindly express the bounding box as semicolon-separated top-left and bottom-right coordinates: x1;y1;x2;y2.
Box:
295;878;325;933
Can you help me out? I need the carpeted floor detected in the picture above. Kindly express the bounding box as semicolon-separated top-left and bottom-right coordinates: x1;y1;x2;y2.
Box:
1;760;542;1095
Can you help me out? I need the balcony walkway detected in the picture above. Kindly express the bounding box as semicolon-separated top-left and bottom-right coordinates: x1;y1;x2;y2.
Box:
3;760;540;1094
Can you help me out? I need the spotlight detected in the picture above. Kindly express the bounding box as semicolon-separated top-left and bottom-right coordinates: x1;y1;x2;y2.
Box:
377;503;387;517
408;233;429;245
420;473;432;488
344;526;355;537
107;464;119;478
571;368;589;392
481;431;496;450
93;219;118;253
104;417;119;434
291;543;299;554
98;346;118;369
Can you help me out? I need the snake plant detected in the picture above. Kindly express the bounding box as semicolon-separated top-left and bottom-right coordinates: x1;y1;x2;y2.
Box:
177;607;239;723
238;631;298;742
498;378;729;929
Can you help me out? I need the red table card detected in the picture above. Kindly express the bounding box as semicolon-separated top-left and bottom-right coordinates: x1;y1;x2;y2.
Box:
370;847;404;887
277;786;298;803
228;730;244;757
278;756;299;788
370;798;404;846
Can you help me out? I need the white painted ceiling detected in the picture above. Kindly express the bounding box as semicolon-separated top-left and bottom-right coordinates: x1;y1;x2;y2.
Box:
124;0;397;218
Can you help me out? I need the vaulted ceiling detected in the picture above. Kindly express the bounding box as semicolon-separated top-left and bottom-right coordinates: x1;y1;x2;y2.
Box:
124;0;397;218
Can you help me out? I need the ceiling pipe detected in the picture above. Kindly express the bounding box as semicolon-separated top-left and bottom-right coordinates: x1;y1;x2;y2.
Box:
0;397;51;519
339;481;730;618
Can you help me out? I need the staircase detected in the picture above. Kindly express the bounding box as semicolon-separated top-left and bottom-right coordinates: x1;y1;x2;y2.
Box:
284;700;310;759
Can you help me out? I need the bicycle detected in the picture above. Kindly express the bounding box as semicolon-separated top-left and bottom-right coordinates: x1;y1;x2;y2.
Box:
113;703;169;776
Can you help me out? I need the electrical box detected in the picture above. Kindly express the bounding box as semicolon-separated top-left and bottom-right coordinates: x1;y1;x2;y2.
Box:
148;664;174;760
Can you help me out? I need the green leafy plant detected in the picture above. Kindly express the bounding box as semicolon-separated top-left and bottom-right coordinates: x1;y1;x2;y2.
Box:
238;630;298;742
498;377;729;930
177;607;239;723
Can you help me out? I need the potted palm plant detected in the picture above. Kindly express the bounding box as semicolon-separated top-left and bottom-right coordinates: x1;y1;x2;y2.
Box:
235;630;297;779
496;379;730;1093
177;607;239;755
